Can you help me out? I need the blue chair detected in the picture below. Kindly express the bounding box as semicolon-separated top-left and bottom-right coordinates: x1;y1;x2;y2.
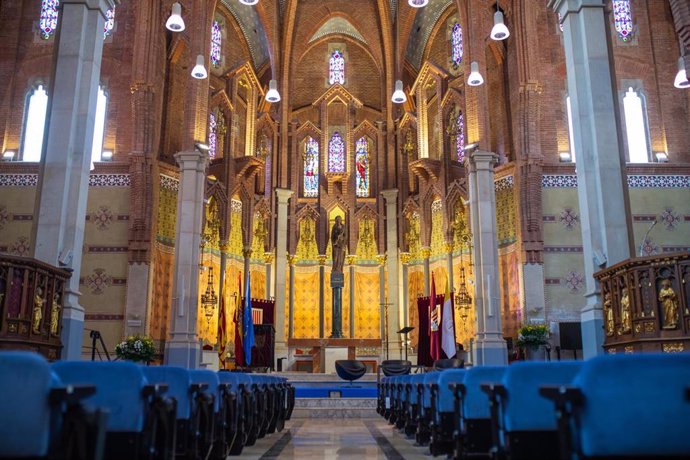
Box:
189;369;222;459
541;354;690;459
416;371;440;446
429;369;467;457
483;361;582;460
401;373;428;438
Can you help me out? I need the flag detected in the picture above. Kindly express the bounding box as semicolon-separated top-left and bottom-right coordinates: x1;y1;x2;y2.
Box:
429;273;442;361
442;279;457;359
242;273;255;366
233;273;244;367
218;288;228;367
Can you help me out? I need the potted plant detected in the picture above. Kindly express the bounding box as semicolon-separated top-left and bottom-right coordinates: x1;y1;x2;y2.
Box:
115;335;156;364
516;324;549;361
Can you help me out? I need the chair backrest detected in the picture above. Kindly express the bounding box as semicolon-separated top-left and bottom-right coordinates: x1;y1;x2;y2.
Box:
437;369;467;414
421;372;440;409
190;369;221;412
433;358;465;370
461;366;506;419
142;366;193;419
0;352;52;456
575;353;690;457
381;359;412;376
217;370;240;395
52;361;148;432
335;360;367;381
502;361;582;431
407;373;428;405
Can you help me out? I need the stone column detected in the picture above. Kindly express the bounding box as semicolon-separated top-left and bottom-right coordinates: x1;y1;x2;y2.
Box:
287;255;297;339
399;252;411;358
445;242;455;292
264;252;274;299
318;255;326;338
347;255;357;338
274;189;293;362
164;150;208;368
549;0;633;358
377;254;387;349
381;189;401;358
421;247;431;296
242;247;252;294
31;0;115;360
466;150;507;366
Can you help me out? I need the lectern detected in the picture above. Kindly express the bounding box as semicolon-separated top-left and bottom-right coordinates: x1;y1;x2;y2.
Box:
397;326;415;362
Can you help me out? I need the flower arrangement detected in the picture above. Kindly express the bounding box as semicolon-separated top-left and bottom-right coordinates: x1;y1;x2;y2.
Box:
516;324;549;348
115;335;156;363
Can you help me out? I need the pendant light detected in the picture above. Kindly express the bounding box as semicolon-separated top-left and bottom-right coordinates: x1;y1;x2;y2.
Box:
490;2;510;41
467;61;484;86
238;0;259;5
674;55;690;89
391;80;407;103
408;0;429;7
191;55;208;79
266;79;281;103
165;2;185;32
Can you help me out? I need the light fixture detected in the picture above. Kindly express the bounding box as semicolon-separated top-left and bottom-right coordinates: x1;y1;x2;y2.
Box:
490;10;510;41
559;151;572;162
238;0;259;5
2;150;16;160
191;55;208;79
467;61;484;86
674;56;690;89
408;0;429;7
655;152;669;163
165;2;185;32
391;80;407;103
101;150;113;161
195;142;210;152
265;79;281;103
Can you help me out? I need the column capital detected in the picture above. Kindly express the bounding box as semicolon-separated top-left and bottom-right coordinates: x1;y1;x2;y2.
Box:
399;252;411;265
445;242;455;255
174;150;208;171
381;189;399;203
420;247;431;259
318;255;328;266
276;188;294;204
263;251;275;264
242;247;253;259
467;150;498;171
346;255;358;266
547;0;605;15
219;241;230;254
287;254;298;265
62;0;118;15
376;254;387;266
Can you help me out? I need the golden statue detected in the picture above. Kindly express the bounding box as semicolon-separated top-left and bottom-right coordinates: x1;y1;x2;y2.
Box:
50;293;61;336
659;279;679;330
603;292;615;337
32;287;45;334
619;287;631;334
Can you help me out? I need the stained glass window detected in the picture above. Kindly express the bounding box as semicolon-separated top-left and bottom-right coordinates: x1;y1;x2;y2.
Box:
22;85;49;162
304;137;319;197
612;0;633;41
623;88;649;163
456;111;465;162
210;20;222;67
450;23;463;68
328;131;345;172
329;50;345;85
355;137;370;197
103;7;115;39
208;112;217;159
40;0;60;39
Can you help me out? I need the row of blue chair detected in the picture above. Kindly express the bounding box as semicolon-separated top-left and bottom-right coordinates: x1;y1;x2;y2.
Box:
0;352;295;460
378;354;690;459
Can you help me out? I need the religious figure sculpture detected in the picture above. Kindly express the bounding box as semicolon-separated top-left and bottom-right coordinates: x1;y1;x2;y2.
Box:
50;293;61;336
331;216;346;274
32;287;45;334
619;287;631;334
603;292;615;337
659;279;679;329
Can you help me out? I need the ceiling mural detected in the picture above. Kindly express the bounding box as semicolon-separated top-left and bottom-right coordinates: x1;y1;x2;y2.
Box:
404;0;453;70
221;0;270;68
309;17;368;44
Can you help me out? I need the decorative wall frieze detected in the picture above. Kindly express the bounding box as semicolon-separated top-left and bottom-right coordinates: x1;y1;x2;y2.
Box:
542;174;690;188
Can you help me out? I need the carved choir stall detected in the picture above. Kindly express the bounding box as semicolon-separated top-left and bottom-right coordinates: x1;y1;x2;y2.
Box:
595;252;690;354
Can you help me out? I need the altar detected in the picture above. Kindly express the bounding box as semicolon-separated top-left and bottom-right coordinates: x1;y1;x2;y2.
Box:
288;338;382;373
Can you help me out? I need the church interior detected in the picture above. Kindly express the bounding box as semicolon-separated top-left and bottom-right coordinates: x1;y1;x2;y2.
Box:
1;0;690;458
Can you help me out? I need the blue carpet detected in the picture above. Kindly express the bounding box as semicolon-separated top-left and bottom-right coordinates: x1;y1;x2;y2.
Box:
294;386;377;398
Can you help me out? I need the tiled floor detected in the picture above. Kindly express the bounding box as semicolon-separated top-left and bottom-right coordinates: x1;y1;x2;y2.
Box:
237;419;431;459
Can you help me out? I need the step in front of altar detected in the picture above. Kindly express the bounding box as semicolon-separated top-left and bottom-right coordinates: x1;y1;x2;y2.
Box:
292;397;378;418
277;372;379;383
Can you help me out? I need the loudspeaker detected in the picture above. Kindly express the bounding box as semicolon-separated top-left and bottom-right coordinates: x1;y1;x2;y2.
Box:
559;322;582;350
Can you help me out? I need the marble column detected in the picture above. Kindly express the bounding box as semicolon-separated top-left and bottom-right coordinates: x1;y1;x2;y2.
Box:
400;253;411;329
242;247;252;293
274;189;293;363
421;248;431;296
347;255;357;338
31;0;115;360
549;0;633;358
264;252;274;300
377;254;387;351
164;149;208;368
318;255;326;338
381;189;401;358
287;255;297;339
466;150;507;366
445;242;455;292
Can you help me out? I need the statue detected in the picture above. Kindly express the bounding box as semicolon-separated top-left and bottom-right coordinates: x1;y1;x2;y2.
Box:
50;293;61;336
659;279;679;329
32;287;45;334
603;292;615;337
331;216;346;274
619;287;631;334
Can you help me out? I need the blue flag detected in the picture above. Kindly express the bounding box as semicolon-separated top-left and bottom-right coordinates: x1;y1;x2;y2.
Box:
242;274;255;366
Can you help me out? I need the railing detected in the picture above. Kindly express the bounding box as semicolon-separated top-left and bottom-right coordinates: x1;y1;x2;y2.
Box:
0;255;72;360
594;251;690;354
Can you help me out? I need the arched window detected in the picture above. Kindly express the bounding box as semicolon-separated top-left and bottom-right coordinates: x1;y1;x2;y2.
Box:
328;131;345;173
208;112;217;159
622;87;650;163
456;111;465;162
103;7;115;39
566;96;576;162
329;50;345;85
612;0;633;41
304;137;319;197
355;137;370;197
450;23;463;69
210;20;222;68
91;86;108;163
40;0;60;40
22;85;49;162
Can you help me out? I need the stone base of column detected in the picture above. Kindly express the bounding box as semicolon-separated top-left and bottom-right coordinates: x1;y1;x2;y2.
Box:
165;336;201;368
124;263;150;336
275;342;288;371
473;333;508;366
581;301;604;359
60;294;85;360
